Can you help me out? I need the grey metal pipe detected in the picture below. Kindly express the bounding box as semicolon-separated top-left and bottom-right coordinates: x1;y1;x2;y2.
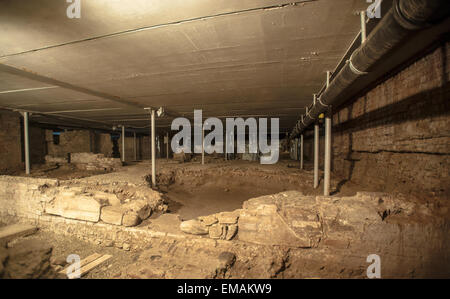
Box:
23;112;30;175
290;0;449;139
314;123;319;189
151;109;156;187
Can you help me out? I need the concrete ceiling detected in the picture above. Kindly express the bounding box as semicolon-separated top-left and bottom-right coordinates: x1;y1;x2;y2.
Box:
0;0;368;132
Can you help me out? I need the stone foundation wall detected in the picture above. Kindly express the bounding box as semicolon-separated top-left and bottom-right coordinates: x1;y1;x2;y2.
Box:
46;130;92;157
0;110;22;174
118;136;137;161
0;175;191;253
179;190;450;278
93;133;114;157
30;126;47;164
0;175;164;240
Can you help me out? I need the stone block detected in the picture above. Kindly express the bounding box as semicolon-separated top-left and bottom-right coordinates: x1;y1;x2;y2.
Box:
180;219;209;235
237;191;321;247
100;206;124;225
94;192;121;206
198;215;218;226
122;199;152;220
208;224;225;239
217;211;239;224
122;212;141;227
45;195;103;222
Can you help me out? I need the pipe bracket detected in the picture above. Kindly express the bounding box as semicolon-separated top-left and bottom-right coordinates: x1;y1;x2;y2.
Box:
306;109;315;120
317;96;329;107
347;57;368;75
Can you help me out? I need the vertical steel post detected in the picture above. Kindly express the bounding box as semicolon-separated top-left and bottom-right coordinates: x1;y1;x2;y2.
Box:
314;122;319;189
313;94;319;188
133;132;137;161
151;110;156;187
202;124;205;165
23;112;30;175
166;132;169;160
300;134;304;170
225;129;227;161
324;71;332;196
324;115;331;196
121;125;125;162
361;10;367;44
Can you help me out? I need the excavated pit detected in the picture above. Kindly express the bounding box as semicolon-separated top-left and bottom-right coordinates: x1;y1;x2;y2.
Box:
150;166;309;220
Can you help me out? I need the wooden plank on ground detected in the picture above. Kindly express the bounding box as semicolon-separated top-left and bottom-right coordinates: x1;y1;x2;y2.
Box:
68;254;112;279
59;253;102;275
0;224;37;245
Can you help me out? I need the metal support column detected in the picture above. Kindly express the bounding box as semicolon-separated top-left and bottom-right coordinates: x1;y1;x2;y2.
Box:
324;114;331;196
133;132;137;161
151;109;156;187
201;125;205;165
324;71;332;196
166;132;169;160
313;93;319;189
300;134;304;170
23;112;30;175
225;133;227;161
361;10;367;43
314;122;319;189
121;125;125;162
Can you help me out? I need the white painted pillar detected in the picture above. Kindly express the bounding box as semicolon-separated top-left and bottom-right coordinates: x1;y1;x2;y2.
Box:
314;123;319;189
324;71;332;196
294;138;298;161
225;133;227;161
201;125;205;165
300;134;304;170
133;132;137;161
361;10;367;44
121;125;125;162
151;109;156;187
324;115;332;196
166;132;169;160
23;112;30;175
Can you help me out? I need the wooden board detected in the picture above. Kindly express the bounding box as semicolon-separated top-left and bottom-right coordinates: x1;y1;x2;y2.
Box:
60;253;113;279
59;253;102;275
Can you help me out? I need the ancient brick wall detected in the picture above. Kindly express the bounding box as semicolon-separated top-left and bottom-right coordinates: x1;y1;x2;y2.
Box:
303;42;450;196
29;126;47;164
0;110;22;174
93;133;114;157
118;135;138;161
46;129;92;157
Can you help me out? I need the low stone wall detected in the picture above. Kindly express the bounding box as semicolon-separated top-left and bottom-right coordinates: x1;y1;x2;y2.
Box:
70;152;122;171
179;191;450;277
0;175;167;249
44;152;122;172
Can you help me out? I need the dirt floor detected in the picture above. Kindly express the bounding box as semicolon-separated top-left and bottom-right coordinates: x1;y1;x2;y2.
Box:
2;229;138;279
